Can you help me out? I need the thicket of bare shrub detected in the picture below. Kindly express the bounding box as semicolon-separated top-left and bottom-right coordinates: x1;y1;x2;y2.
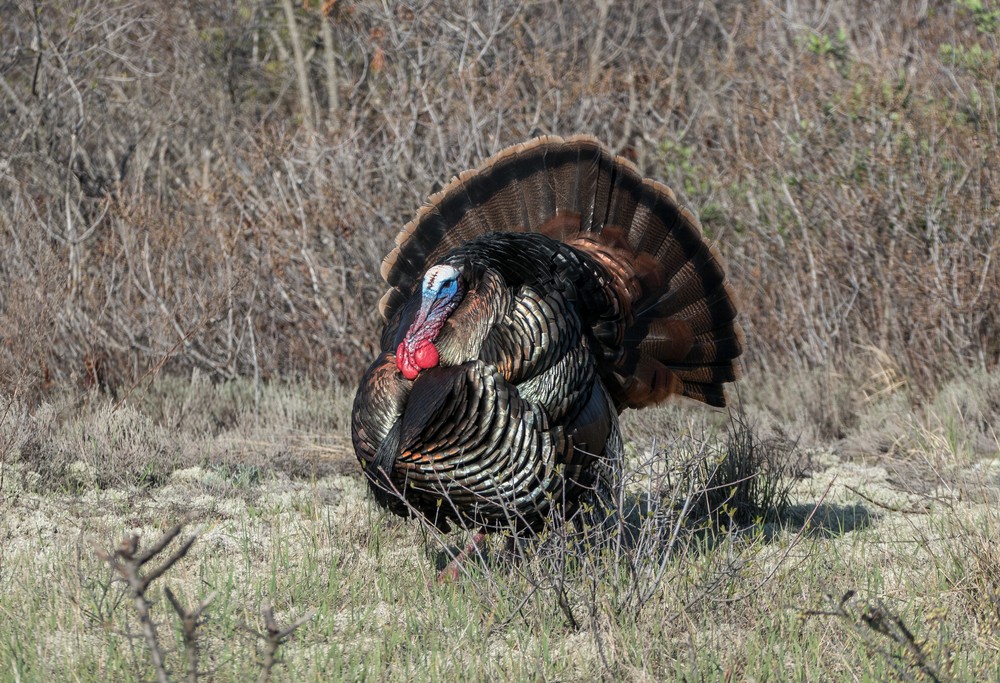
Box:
1;0;996;399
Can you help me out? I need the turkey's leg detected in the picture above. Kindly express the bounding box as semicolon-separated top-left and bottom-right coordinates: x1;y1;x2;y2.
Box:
436;531;487;583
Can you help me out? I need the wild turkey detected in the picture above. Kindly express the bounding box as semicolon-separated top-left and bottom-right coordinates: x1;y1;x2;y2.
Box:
351;135;742;543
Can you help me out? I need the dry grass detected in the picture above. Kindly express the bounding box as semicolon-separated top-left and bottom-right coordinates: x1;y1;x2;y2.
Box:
0;370;998;680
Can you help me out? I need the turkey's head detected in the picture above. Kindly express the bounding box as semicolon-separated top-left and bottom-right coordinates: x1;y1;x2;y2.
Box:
396;264;465;380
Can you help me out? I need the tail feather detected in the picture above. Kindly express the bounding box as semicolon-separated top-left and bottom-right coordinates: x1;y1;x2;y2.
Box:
509;141;557;232
634;319;694;363
603;162;643;237
379;135;743;408
627;181;683;257
681;382;728;408
682;331;745;365
649;284;738;336
670;363;740;385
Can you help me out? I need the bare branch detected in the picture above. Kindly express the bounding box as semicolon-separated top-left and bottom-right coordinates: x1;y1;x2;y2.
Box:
95;525;203;683
165;587;217;683
253;603;316;683
280;0;315;137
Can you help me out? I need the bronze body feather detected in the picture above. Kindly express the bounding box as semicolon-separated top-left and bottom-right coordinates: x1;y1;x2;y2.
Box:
352;135;743;533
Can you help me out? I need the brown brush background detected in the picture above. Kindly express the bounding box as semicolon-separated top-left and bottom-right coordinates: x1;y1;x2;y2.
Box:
1;1;996;400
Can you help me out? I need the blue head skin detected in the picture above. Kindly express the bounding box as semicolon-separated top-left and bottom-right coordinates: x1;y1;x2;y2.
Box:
396;265;465;379
422;265;461;302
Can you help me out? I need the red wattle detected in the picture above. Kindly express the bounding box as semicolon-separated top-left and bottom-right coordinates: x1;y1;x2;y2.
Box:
414;342;439;370
396;342;419;380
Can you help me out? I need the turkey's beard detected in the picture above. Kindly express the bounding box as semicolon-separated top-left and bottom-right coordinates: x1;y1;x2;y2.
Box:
396;293;462;380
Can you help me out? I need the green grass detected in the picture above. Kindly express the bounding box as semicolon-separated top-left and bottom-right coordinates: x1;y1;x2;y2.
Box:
1;373;999;681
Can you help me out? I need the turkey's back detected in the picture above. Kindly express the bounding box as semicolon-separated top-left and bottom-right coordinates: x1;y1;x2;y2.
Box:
351;135;743;532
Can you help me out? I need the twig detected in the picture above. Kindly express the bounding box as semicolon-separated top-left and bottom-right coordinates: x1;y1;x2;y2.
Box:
253;604;316;683
802;591;947;683
95;526;202;683
280;0;315;137
318;6;339;127
844;484;931;515
165;587;217;683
